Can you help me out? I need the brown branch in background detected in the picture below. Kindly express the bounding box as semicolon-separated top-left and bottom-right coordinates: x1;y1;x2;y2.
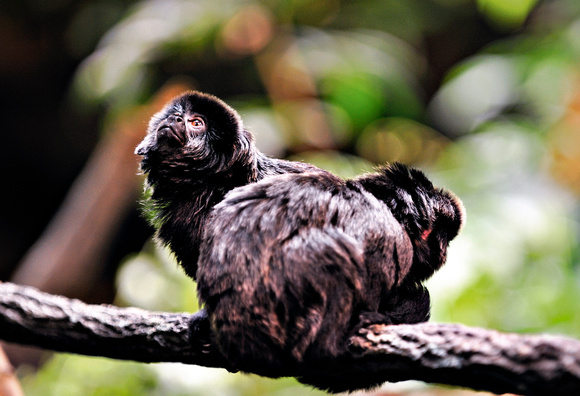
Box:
0;345;23;396
1;281;579;395
11;83;191;300
254;36;337;151
219;4;338;151
5;82;193;368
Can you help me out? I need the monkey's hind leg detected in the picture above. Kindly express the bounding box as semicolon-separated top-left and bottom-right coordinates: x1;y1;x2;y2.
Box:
207;227;367;379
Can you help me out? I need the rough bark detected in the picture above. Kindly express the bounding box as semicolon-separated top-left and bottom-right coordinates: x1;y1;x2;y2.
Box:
350;323;580;395
1;281;579;395
0;282;226;369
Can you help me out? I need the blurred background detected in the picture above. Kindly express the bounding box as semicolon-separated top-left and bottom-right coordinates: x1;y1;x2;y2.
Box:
2;0;580;394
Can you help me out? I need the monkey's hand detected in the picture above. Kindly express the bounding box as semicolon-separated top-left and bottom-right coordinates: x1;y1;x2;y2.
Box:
188;309;212;354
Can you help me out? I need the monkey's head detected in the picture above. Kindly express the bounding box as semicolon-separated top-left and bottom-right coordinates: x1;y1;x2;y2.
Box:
358;163;464;282
386;164;464;282
136;91;255;189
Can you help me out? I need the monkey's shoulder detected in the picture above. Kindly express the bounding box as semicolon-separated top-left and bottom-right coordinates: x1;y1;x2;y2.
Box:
204;170;406;249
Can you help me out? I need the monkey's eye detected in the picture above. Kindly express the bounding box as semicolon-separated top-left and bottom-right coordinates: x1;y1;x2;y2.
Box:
189;117;205;128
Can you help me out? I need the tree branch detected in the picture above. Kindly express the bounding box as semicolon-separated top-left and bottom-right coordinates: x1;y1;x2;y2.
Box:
0;282;226;369
350;323;580;395
1;281;579;395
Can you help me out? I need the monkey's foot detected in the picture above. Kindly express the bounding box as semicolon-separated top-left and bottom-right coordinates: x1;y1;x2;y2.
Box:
188;310;213;354
355;312;393;332
188;310;238;372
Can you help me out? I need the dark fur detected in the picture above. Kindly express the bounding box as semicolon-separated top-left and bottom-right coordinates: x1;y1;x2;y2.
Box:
136;91;464;392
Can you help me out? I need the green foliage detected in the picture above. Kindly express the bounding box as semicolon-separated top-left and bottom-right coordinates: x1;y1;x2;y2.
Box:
20;356;158;396
477;0;540;29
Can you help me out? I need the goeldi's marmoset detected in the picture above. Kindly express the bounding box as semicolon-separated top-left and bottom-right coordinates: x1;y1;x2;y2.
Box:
135;91;464;392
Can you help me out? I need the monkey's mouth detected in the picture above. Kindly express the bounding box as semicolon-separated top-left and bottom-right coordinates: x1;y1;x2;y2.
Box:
158;125;186;146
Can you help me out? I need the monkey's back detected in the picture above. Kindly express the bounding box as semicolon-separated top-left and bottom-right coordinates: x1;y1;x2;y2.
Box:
196;171;416;377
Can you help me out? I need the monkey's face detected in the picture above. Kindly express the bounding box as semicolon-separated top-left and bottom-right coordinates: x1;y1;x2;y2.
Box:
136;91;251;184
138;109;207;153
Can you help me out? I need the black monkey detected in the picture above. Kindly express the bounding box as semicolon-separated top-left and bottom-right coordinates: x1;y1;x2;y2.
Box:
136;91;464;392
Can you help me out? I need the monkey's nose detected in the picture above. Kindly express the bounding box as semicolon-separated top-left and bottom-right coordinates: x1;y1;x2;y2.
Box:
169;113;184;124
